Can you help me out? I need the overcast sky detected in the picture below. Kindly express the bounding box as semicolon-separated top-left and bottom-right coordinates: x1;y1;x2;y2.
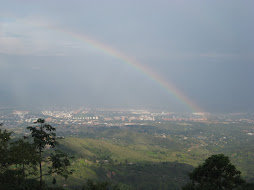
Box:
0;0;253;112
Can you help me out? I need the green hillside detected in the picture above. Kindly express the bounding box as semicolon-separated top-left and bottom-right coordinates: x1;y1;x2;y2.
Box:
45;122;254;189
54;137;194;189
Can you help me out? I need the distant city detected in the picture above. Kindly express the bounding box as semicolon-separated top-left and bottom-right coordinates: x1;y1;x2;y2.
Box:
1;107;254;128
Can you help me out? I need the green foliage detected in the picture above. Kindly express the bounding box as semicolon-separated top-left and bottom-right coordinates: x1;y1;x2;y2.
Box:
0;123;39;189
0;120;72;190
0;125;12;171
9;139;39;175
48;150;74;179
27;118;57;150
27;118;73;188
238;183;254;190
82;179;120;190
182;154;246;190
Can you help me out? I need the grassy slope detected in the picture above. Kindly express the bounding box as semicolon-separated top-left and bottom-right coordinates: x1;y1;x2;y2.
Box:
59;137;207;165
54;137;196;189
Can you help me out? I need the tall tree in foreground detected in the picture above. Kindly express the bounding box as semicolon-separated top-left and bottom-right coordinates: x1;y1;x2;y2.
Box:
182;154;245;190
27;118;73;189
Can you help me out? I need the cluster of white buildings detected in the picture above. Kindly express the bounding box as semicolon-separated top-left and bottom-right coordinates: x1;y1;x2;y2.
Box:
42;110;73;118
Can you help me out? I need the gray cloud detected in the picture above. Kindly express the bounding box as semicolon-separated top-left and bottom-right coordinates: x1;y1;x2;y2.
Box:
0;0;253;112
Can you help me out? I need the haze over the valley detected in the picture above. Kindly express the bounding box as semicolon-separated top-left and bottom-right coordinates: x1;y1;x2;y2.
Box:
0;0;253;112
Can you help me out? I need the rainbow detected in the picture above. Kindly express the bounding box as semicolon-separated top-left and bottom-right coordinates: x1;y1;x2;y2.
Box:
44;24;203;112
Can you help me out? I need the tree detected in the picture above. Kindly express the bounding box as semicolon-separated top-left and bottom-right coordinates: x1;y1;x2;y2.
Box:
182;154;245;190
9;139;39;176
27;118;57;188
0;123;12;171
0;123;15;189
27;118;73;189
0;123;40;189
0;119;73;190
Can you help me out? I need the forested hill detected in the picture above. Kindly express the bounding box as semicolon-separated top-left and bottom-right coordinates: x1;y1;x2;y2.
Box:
53;121;254;189
1;120;254;189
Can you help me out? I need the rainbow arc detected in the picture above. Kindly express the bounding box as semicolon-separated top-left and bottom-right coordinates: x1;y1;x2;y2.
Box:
44;24;203;112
